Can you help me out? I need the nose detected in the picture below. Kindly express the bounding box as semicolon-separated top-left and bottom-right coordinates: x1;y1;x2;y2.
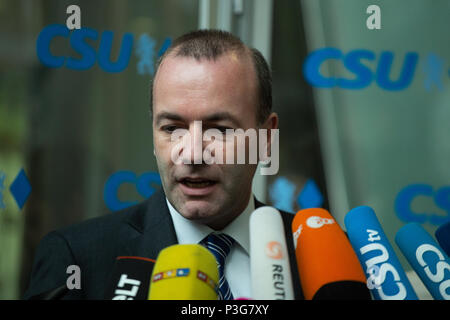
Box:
179;120;204;165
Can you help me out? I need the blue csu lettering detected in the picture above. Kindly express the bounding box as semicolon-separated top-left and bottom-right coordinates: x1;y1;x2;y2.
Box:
395;184;450;225
37;24;133;72
104;171;162;212
303;47;419;90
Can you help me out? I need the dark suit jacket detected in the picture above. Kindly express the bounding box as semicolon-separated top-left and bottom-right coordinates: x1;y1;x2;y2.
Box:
23;187;304;300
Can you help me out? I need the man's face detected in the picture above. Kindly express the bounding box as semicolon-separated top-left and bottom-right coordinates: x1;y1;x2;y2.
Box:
152;52;260;230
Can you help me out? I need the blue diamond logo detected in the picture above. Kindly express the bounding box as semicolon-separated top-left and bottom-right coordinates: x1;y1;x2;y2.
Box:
297;179;323;209
158;37;172;58
9;169;31;209
0;171;6;209
269;177;297;213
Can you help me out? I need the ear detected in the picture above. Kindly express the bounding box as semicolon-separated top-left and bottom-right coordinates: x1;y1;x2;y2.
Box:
261;112;279;155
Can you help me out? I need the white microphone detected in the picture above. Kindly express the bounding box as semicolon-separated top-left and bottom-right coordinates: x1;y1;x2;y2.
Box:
249;206;295;300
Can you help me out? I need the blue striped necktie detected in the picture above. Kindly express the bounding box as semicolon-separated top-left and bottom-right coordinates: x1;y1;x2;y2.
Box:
200;233;235;300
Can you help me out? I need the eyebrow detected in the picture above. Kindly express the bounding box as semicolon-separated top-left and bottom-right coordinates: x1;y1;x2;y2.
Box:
155;111;241;127
155;112;183;126
203;112;241;126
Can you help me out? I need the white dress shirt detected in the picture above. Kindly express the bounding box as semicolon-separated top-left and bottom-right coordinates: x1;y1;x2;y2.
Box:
166;196;254;299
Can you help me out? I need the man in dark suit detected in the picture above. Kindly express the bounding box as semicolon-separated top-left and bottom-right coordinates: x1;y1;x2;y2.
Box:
23;187;302;299
24;29;303;300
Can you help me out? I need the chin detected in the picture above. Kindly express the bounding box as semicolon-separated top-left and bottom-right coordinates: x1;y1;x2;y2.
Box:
180;200;219;221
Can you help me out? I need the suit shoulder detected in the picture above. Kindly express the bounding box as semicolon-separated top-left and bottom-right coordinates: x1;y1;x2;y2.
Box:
47;199;150;265
57;200;148;239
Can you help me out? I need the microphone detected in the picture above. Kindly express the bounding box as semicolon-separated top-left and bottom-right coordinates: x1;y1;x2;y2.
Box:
104;256;155;300
395;223;450;300
436;221;450;256
28;284;69;300
292;208;371;300
249;206;295;300
344;206;418;300
148;244;219;300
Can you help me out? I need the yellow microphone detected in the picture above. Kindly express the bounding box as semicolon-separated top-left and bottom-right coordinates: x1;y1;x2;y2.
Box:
148;244;219;300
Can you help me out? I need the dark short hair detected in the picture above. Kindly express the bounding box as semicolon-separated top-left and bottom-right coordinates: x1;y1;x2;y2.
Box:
150;29;272;124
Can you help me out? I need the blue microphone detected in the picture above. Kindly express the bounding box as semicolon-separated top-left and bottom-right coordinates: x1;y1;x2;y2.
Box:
344;206;418;300
395;223;450;300
435;221;450;256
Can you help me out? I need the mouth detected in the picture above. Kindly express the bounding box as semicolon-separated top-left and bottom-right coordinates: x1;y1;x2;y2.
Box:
177;177;218;196
179;177;217;188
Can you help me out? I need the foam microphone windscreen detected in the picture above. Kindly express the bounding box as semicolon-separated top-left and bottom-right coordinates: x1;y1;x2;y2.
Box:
344;206;418;300
292;208;371;300
436;221;450;256
249;206;295;300
104;256;155;300
395;223;450;300
148;244;219;300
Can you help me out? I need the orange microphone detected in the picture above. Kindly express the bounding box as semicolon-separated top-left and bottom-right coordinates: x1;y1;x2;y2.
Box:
291;208;371;300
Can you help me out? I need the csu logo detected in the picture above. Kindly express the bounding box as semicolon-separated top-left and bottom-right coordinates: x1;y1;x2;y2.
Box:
360;229;408;299
304;47;427;90
37;24;133;72
415;243;450;299
104;171;162;211
36;24;171;73
304;47;419;90
395;184;450;226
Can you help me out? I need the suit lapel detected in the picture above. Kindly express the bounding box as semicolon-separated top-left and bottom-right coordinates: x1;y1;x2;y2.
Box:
122;187;178;260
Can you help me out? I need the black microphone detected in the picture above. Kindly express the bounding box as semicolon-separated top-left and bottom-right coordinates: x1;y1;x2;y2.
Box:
104;256;156;300
28;284;69;300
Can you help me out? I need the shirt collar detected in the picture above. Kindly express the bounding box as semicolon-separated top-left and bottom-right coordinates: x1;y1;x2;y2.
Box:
166;196;254;254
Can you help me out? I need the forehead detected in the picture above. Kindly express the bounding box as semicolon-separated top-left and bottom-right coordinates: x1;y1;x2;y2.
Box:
152;52;258;123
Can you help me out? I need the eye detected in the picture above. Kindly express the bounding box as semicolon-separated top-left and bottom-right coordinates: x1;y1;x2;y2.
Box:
215;126;232;134
161;125;179;133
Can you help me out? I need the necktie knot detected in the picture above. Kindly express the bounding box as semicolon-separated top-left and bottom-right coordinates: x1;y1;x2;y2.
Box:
200;233;235;300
